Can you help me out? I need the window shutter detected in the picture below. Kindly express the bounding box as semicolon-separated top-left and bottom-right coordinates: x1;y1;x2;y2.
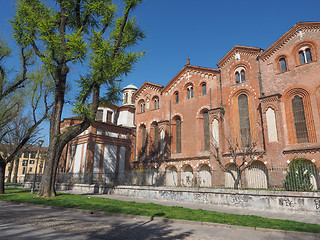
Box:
292;95;309;143
238;94;251;147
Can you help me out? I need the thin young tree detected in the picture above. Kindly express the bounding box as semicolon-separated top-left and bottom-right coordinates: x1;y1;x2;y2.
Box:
12;0;145;197
211;134;264;189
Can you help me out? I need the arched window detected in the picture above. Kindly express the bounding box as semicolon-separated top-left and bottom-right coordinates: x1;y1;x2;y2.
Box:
153;123;159;150
160;129;165;154
187;85;193;99
131;93;135;104
175;117;181;153
235;70;245;83
203;111;210;150
212;119;219;146
292;95;309;143
140;102;145;113
124;93;128;104
299;48;312;64
238;94;251;147
154;97;159;109
141;125;147;148
174;92;179;104
202;83;207;96
279;57;287;72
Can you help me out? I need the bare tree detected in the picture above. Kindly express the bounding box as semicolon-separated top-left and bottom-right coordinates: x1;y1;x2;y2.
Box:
211;134;264;189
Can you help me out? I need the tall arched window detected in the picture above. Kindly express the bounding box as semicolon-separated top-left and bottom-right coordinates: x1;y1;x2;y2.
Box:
142;125;146;148
154;123;159;150
238;94;251;147
140;102;145;113
174;92;179;104
175;117;181;153
124;93;128;103
160;129;165;154
187;86;193;99
202;83;207;96
203;111;210;150
131;93;135;104
279;57;287;72
154;98;159;109
292;95;309;143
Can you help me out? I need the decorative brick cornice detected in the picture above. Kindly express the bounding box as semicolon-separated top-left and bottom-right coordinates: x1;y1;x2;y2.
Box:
217;45;262;68
259;93;282;103
166;156;210;162
260;22;320;61
134;82;164;100
283;147;320;155
162;65;219;94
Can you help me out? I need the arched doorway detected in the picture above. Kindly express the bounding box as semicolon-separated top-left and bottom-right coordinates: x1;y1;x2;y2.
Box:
225;163;240;188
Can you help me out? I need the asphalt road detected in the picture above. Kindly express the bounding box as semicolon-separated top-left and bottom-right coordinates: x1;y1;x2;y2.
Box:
0;201;319;240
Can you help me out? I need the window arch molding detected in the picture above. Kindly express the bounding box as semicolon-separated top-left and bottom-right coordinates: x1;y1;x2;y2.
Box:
229;63;249;84
185;83;194;99
137;99;145;113
231;90;255;145
275;55;289;73
200;81;207;96
292;41;317;65
283;87;316;144
152;95;160;110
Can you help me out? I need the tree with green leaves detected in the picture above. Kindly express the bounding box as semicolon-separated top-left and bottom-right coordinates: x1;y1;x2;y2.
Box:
0;37;53;194
12;0;145;197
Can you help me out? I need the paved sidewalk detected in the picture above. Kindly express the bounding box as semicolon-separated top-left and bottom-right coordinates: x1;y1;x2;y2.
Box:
59;190;320;225
1;201;319;240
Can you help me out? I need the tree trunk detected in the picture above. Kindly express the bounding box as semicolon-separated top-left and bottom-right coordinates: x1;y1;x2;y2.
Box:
234;170;242;189
0;161;6;194
12;157;19;183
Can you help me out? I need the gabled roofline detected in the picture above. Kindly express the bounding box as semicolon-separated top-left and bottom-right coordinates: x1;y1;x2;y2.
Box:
133;81;164;98
161;64;219;93
260;21;320;61
217;45;262;68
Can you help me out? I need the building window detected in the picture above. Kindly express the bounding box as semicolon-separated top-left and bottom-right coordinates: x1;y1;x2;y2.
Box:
160;130;165;154
22;167;25;174
23;152;29;158
154;97;159;109
175;92;179;104
235;70;246;83
140;102;145;113
30;152;36;159
203;111;210;150
187;86;193;99
175;117;181;153
131;93;135;104
299;48;312;64
107;111;113;123
154;123;159;150
292;95;309;143
22;160;28;166
202;83;207;96
96;109;103;121
279;57;287;72
238;94;251;147
124;93;128;104
30;160;35;164
142;126;146;148
29;167;32;172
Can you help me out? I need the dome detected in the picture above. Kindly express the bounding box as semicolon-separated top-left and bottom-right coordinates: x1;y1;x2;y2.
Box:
123;83;138;91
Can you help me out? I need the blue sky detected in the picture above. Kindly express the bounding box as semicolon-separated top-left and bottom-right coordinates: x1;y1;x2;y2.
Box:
1;0;320;145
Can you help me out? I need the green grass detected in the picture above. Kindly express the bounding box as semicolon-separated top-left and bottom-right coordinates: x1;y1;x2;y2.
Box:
5;183;23;186
1;188;320;233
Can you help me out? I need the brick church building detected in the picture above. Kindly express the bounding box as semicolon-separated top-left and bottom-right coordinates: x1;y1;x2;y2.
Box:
133;21;320;189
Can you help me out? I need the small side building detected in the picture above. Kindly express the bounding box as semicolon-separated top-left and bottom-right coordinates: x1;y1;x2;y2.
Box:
58;84;137;184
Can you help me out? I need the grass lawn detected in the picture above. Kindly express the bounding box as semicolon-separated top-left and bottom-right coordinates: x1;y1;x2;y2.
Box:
1;188;320;233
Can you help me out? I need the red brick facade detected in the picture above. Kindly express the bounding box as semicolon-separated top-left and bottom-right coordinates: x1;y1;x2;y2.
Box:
133;22;320;189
